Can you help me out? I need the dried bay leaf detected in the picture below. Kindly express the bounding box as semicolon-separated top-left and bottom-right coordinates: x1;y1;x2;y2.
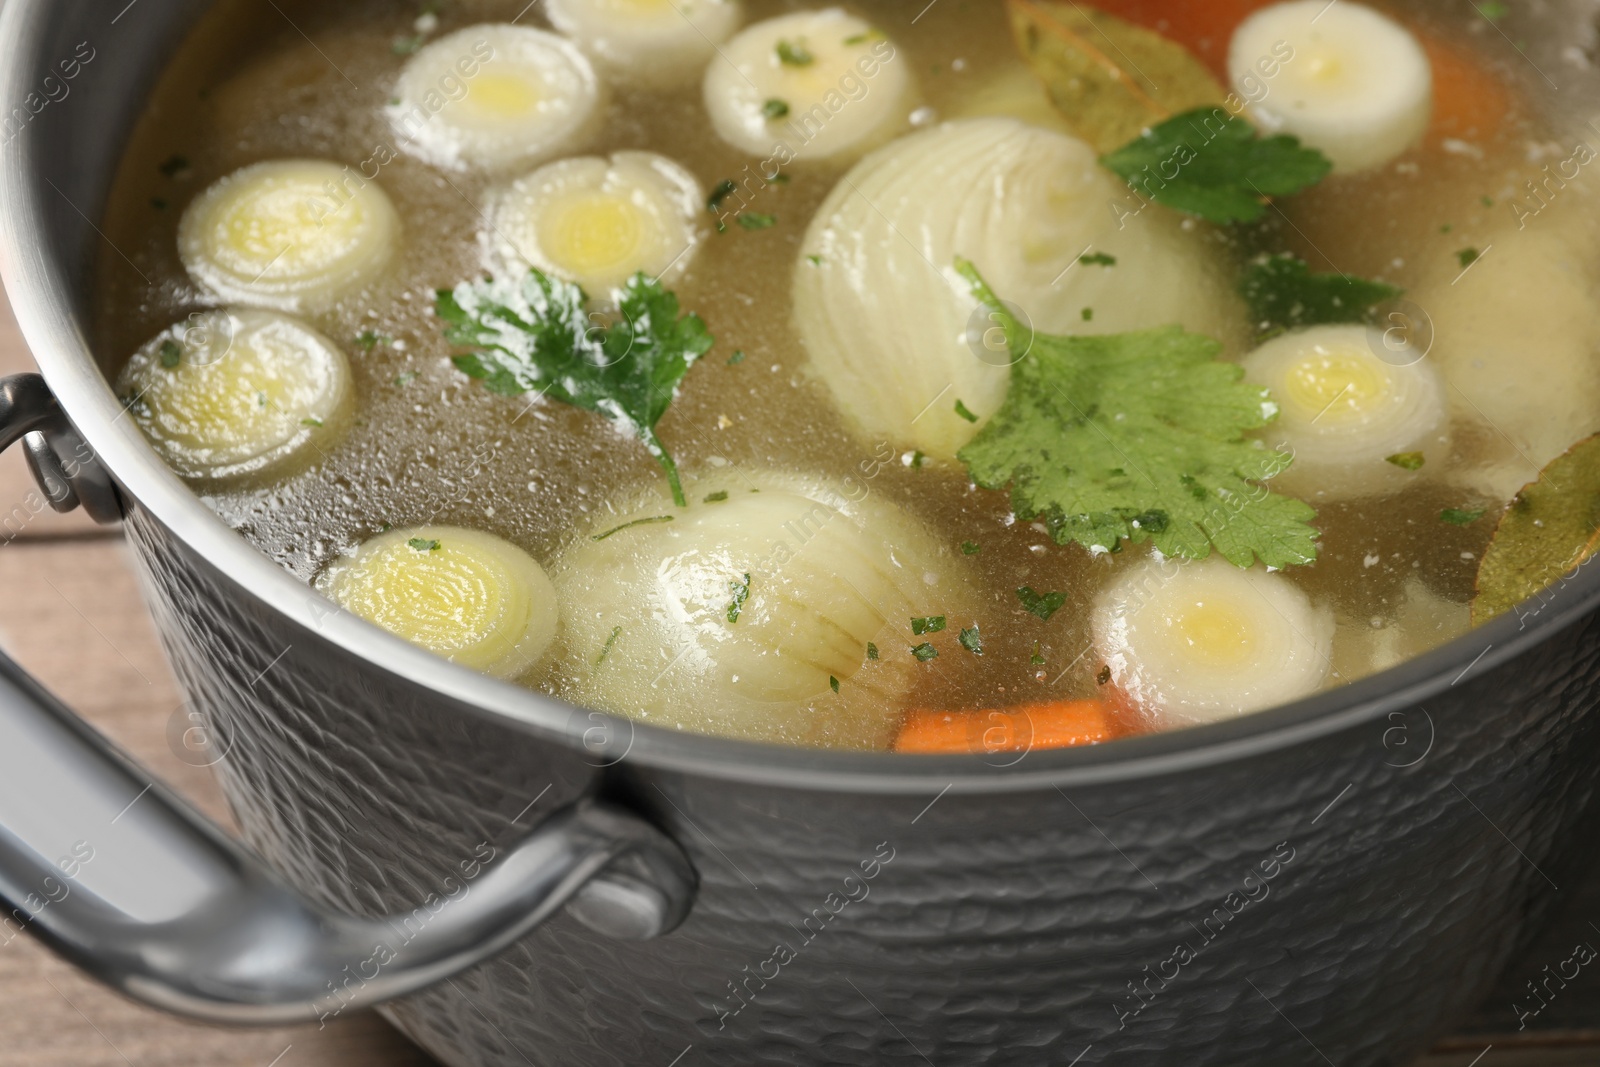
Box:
1473;433;1600;624
1007;0;1228;154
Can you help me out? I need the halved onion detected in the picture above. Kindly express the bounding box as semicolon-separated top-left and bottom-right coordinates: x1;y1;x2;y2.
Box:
794;117;1245;461
116;309;349;481
703;9;914;160
1241;324;1447;501
548;471;972;749
488;151;702;293
388;25;601;173
1093;556;1333;727
1230;0;1432;173
546;0;742;86
317;526;559;680
178;160;400;313
1413;227;1600;502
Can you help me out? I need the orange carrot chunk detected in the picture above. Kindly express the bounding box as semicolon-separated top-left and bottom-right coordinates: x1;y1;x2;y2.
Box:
894;700;1118;755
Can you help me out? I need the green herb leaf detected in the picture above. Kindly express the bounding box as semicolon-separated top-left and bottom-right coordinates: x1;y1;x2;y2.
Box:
762;98;790;120
866;642;879;661
439;268;713;507
727;572;752;623
1100;107;1333;225
703;490;730;503
1081;307;1094;322
738;212;777;230
595;625;622;666
1080;252;1116;267
806;254;823;267
300;416;324;428
911;451;927;469
911;616;947;636
956;260;1318;568
1017;586;1066;621
960;541;981;555
726;349;747;365
592;515;675;542
158;340;183;369
829;675;840;693
408;538;441;552
1240;253;1402;335
954;399;979;424
910;642;939;662
776;39;814;66
1030;641;1046;666
357;330;393;351
958;625;983;655
707;179;738;214
1442;507;1487;526
1387;451;1426;471
1457;247;1481;268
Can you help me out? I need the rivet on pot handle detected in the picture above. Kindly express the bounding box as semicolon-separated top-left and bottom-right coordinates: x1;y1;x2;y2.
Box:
1;373;123;524
0;376;698;1025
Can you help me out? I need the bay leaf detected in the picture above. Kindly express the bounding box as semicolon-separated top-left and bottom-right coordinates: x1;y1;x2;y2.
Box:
1007;0;1228;155
1473;433;1600;624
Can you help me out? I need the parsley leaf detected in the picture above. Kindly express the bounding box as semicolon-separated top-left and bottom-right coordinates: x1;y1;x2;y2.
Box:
959;625;983;655
1100;107;1332;225
910;643;939;662
1017;587;1066;621
762;98;790;120
1080;252;1117;266
911;616;946;635
955;260;1318;568
727;572;752;623
408;538;440;552
738;212;777;230
776;39;814;66
438;268;713;507
1240;254;1402;336
866;642;879;661
1387;452;1426;471
1442;507;1486;526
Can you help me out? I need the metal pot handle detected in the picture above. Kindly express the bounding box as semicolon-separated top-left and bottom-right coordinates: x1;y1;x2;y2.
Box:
0;373;697;1025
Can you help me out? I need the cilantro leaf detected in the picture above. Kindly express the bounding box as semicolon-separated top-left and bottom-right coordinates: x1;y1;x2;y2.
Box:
438;268;713;507
1240;254;1403;336
1100;107;1332;224
954;260;1318;568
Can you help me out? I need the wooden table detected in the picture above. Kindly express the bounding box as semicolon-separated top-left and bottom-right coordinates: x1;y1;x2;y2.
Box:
0;301;1595;1067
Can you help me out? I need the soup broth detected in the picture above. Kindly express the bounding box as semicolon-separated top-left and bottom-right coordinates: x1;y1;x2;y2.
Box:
94;0;1600;751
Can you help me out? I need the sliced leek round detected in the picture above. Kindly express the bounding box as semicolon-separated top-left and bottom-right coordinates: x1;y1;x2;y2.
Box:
703;9;914;160
489;151;702;293
546;0;742;87
389;25;601;173
794;117;1245;461
1230;0;1432;173
178;160;400;313
1092;556;1333;728
116;308;349;481
1242;324;1447;500
548;471;973;750
317;526;559;680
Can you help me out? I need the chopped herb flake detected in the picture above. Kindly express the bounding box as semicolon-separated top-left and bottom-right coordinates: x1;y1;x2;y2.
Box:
1457;247;1481;268
439;268;713;507
158;340;182;369
392;33;424;55
357;330;392;350
300;416;324;428
1081;307;1094;322
1387;451;1426;471
408;538;441;552
1442;507;1486;526
1481;195;1495;208
1240;253;1402;335
1080;252;1117;266
776;39;814;66
1100;107;1332;225
394;372;416;387
1030;641;1046;666
1017;587;1067;621
703;490;730;503
911;451;927;469
806;254;823;266
592;515;675;541
595;625;622;666
726;349;747;365
727;572;752;623
954;399;979;423
1476;0;1509;19
157;154;190;179
762;98;791;120
866;642;879;661
910;642;938;662
707;179;738;214
829;675;840;693
958;625;983;655
911;616;947;636
738;212;777;230
961;541;981;555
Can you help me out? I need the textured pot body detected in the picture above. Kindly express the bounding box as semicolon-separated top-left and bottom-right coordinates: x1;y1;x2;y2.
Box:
5;0;1600;1063
125;504;1600;1067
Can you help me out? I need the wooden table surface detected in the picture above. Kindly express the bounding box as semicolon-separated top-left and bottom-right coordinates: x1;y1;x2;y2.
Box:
1;301;1597;1067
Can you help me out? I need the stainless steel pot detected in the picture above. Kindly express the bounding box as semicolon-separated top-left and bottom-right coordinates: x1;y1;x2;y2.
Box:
3;1;1600;1064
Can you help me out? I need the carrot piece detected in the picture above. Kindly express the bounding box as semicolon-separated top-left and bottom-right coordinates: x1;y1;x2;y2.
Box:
894;700;1118;755
1422;37;1517;144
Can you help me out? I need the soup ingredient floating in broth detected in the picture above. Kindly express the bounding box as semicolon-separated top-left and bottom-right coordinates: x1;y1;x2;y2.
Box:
894;700;1118;754
1228;0;1432;173
117;309;349;481
438;268;712;506
703;9;913;161
1093;556;1333;727
793;117;1243;462
546;0;742;86
957;262;1318;568
488;151;703;293
389;26;600;173
1241;325;1446;501
178;160;400;313
317;526;559;680
548;472;975;749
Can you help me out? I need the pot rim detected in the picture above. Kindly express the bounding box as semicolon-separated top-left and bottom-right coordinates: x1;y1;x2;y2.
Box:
3;0;1596;797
